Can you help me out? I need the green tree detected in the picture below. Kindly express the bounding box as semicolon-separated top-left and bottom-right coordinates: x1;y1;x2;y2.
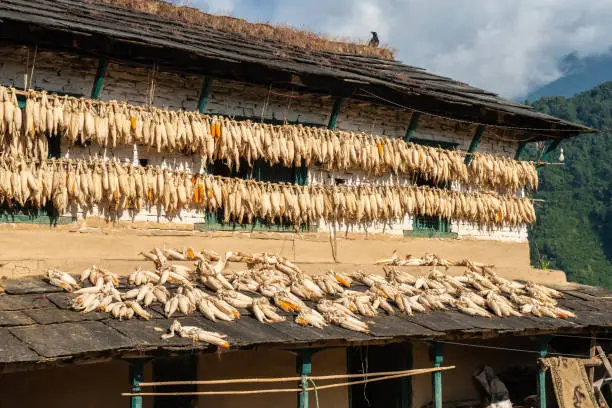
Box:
528;82;612;288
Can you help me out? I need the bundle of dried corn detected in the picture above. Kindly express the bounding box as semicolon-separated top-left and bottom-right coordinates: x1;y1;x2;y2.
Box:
47;248;574;340
469;152;538;192
1;86;538;191
0;156;537;227
0;87;49;160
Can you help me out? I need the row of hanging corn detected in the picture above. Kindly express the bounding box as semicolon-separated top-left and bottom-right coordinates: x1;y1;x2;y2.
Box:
0;157;535;227
0;87;537;193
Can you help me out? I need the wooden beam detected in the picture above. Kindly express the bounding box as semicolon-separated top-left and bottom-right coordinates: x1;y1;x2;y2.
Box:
430;342;444;408
515;141;528;160
596;346;612;378
90;58;108;99
197;76;214;113
588;334;597;383
464;125;486;166
404;112;421;142
328;97;345;130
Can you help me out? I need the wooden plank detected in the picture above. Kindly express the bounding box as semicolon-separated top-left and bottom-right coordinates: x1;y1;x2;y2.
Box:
0;328;40;363
0;293;54;310
570;310;612;327
2;277;62;295
596;346;612;378
189;315;293;346
368;314;441;338
262;319;337;343
10;321;134;358
400;311;480;332
25;308;110;325
589;335;597;383
556;298;601;312
0;310;35;327
106;319;199;349
45;292;75;310
574;286;612;298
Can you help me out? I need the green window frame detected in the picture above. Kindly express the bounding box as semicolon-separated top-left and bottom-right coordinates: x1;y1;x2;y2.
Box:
0;91;72;224
200;117;312;232
410;138;458;235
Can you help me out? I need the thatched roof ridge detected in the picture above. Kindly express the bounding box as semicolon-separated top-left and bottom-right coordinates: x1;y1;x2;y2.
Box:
93;0;395;59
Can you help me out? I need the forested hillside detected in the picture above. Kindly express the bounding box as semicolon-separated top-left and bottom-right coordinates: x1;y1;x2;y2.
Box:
528;82;612;288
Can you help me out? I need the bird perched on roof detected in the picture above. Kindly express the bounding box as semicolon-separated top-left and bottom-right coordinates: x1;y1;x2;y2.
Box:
369;31;379;47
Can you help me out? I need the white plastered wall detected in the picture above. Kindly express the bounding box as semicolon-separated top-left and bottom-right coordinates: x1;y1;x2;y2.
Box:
0;44;527;242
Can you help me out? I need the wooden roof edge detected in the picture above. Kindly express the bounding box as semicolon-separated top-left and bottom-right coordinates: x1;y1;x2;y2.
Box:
0;1;597;138
2;324;609;373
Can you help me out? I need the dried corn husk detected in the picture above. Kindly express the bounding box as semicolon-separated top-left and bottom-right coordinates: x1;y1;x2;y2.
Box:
0;86;538;193
0;156;536;228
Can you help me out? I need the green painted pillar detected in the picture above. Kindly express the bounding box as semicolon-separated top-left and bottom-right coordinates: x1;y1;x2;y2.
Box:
465;125;486;166
297;350;314;408
515;141;528;160
197;77;214;114
537;340;549;408
328;97;345;130
91;58;108;99
129;360;146;408
430;342;444;408
404;112;421;142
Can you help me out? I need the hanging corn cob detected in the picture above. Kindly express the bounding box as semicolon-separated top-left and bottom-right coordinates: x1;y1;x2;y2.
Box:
0;156;536;227
0;86;538;193
469;152;538;192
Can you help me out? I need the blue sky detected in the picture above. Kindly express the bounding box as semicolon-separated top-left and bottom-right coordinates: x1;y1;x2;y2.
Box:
189;0;612;99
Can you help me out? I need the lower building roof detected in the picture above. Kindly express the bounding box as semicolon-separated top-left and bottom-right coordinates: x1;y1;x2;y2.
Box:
0;277;610;371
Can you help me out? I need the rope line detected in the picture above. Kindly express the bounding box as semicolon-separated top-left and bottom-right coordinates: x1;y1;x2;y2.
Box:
552;334;612;341
136;366;453;387
308;379;320;408
122;366;455;397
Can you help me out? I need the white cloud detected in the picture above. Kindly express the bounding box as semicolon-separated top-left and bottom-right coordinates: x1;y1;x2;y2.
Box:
188;0;612;99
189;0;235;14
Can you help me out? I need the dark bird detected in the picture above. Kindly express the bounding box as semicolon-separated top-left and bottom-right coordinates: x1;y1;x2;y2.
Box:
369;31;379;47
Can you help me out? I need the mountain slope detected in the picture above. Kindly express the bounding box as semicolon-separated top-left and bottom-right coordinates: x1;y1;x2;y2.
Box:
526;52;612;101
529;83;612;288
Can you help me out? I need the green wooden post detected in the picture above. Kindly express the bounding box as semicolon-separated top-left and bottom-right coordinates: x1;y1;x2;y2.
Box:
346;348;353;408
537;340;549;408
297;350;314;408
91;58;108;99
197;77;214;114
404;112;421;142
328;97;345;130
430;342;444;408
539;140;562;166
464;125;486;166
129;360;146;408
515;141;528;160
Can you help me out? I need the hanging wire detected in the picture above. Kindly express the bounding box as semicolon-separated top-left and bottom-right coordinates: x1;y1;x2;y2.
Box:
357;88;587;134
436;340;591;358
24;47;30;91
260;83;272;122
552;334;612;341
29;44;38;90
